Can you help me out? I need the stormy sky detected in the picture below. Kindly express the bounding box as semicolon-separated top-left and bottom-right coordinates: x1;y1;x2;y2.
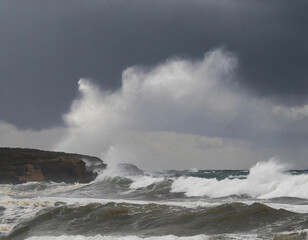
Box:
1;0;308;169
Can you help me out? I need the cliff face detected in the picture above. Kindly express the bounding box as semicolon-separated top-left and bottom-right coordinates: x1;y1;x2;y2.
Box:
0;148;106;184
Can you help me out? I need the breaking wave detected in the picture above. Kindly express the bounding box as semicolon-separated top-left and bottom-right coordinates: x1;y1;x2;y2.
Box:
89;159;308;200
171;159;308;199
2;159;308;240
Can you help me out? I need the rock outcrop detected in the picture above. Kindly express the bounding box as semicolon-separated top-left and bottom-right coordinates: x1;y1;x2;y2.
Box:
0;148;106;184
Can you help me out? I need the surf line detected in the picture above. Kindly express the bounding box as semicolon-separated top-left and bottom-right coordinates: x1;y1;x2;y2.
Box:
0;200;54;206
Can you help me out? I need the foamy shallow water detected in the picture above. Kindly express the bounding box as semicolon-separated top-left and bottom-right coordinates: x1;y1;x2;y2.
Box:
25;235;211;240
24;231;308;240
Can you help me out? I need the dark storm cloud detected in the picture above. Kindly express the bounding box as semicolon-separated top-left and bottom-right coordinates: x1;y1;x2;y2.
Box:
1;0;308;129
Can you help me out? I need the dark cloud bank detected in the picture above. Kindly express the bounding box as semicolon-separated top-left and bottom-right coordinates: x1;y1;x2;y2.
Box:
0;0;308;168
1;0;308;129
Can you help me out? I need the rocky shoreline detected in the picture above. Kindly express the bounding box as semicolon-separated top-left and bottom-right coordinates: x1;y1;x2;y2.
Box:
0;148;106;184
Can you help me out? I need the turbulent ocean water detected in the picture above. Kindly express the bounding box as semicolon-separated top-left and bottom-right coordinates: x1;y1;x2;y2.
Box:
1;160;308;240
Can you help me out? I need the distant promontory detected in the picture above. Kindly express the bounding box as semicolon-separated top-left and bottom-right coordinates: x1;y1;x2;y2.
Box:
0;147;106;184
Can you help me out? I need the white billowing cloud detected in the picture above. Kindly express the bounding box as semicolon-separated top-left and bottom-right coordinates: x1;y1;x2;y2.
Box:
51;48;307;169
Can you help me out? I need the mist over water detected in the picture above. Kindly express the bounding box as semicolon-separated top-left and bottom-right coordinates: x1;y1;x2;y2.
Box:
51;48;308;169
55;49;241;168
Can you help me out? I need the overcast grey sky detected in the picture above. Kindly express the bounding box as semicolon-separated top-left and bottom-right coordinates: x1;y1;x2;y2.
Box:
0;0;308;169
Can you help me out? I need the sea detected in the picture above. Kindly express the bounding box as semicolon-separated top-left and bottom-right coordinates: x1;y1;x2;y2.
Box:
1;159;308;240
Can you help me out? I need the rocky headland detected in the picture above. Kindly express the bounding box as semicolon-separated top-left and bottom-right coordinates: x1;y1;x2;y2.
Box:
0;147;106;184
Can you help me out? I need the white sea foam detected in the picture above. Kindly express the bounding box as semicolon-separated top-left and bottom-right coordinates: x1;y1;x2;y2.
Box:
4;193;307;214
93;162;141;182
129;176;165;189
171;159;308;199
265;202;308;214
26;235;210;240
0;182;87;198
0;196;55;236
25;233;266;240
92;162;164;189
35;196;220;209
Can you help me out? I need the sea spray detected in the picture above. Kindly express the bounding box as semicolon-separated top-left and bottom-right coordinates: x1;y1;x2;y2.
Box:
93;160;165;191
171;159;308;198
